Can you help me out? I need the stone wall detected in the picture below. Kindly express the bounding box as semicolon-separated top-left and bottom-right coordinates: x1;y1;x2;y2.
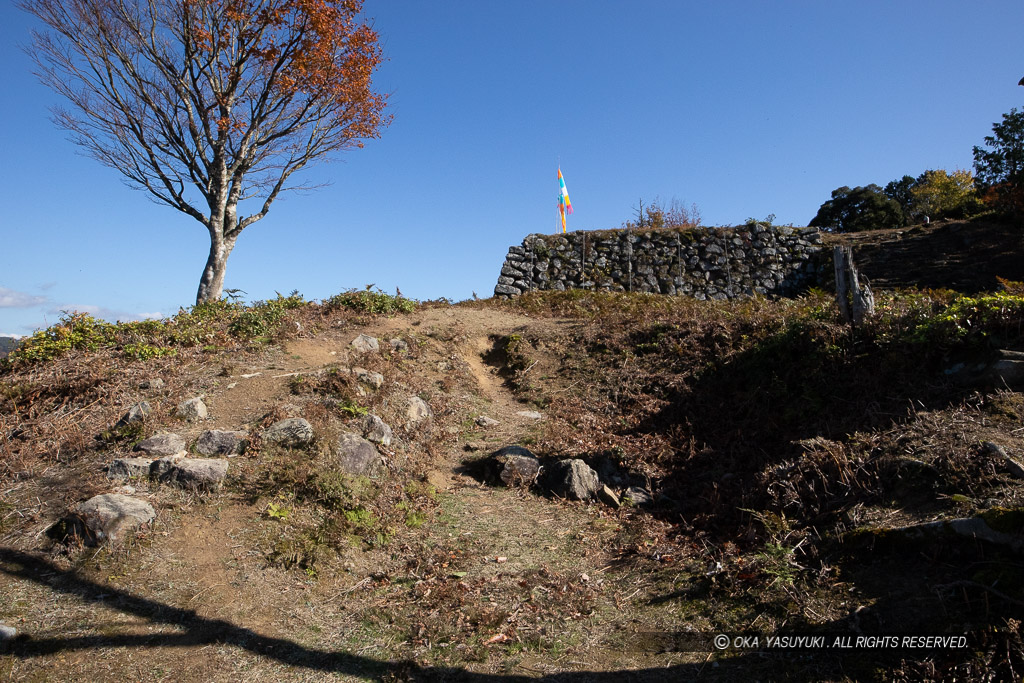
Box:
493;224;828;300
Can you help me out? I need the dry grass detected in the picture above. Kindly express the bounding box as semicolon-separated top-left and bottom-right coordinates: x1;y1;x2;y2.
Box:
2;287;1024;680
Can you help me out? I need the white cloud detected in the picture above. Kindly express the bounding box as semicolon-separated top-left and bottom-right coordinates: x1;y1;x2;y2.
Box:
0;333;24;339
0;287;48;308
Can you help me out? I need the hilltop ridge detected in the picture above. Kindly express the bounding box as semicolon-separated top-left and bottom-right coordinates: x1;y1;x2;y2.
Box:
2;244;1024;679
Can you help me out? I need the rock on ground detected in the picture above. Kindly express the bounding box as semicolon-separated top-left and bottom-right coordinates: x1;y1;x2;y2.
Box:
544;459;601;501
354;367;384;390
475;415;500;428
133;432;186;456
161;458;229;490
406;396;432;427
332;433;384;476
116;401;152;427
351;334;380;353
152;455;184;478
598;485;621;508
176;397;208;421
0;624;18;641
107;457;155;480
363;414;393;446
983;441;1024;479
64;494;156;545
491;446;541;487
623;486;654;506
196;429;248;456
263;418;314;448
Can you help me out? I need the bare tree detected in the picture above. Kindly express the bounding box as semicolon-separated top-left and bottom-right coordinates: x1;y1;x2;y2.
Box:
20;0;390;303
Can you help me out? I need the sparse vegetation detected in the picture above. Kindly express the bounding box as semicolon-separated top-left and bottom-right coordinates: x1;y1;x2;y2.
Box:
2;228;1024;679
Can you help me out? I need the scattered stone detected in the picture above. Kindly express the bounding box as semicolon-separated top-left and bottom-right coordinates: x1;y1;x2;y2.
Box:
544;459;601;501
623;486;654;506
117;401;152;426
196;429;248;456
351;334;380;354
161;458;229;490
354;367;384;390
598;485;621;508
984;441;1024;479
406;396;432;427
491;445;540;487
133;432;186;456
475;415;500;428
176;397;208;421
332;433;384;476
0;624;18;642
389;338;409;354
107;457;154;480
63;494;156;546
263;417;314;448
139;378;164;390
516;410;544;420
870;510;1024;553
151;455;184;478
363;414;393;446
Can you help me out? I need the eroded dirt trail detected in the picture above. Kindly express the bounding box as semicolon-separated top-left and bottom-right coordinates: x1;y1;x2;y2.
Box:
1;306;641;682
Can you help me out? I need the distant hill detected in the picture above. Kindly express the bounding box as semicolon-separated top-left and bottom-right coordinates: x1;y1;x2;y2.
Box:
0;336;21;358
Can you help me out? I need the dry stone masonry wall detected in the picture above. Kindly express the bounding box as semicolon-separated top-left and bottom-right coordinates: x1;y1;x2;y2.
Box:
494;224;827;300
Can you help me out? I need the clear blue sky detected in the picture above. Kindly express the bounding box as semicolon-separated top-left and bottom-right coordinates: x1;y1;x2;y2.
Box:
2;1;1023;336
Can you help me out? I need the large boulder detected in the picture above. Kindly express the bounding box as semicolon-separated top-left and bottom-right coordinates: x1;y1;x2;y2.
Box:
332;433;384;476
62;494;156;545
491;446;541;487
543;459;601;501
133;432;186;456
263;418;314;448
161;458;229;490
196;429;248;456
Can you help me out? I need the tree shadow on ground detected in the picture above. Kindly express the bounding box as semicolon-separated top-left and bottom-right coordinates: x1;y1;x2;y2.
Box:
6;545;994;682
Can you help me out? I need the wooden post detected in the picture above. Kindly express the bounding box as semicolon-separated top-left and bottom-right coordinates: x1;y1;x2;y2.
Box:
834;246;875;326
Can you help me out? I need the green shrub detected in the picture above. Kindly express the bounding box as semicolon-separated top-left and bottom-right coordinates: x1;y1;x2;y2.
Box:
323;287;416;314
911;292;1024;348
10;313;115;364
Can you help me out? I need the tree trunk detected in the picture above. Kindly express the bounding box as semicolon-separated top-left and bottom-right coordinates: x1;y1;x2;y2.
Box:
196;233;236;304
833;246;874;326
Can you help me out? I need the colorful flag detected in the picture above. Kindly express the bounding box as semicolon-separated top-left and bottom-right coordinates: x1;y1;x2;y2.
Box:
558;168;573;233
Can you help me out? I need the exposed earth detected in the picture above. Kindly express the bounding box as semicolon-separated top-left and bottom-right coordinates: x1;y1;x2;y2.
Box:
2;219;1024;681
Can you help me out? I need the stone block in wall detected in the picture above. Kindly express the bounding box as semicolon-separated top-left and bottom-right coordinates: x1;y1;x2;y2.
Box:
494;283;521;296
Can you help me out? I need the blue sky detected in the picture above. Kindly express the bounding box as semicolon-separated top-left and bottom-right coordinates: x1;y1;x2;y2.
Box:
2;1;1023;336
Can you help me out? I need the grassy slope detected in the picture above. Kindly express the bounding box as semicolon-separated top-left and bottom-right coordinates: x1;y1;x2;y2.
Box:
2;228;1024;680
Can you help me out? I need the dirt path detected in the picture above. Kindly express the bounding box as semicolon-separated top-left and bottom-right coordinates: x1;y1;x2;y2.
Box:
1;306;635;682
